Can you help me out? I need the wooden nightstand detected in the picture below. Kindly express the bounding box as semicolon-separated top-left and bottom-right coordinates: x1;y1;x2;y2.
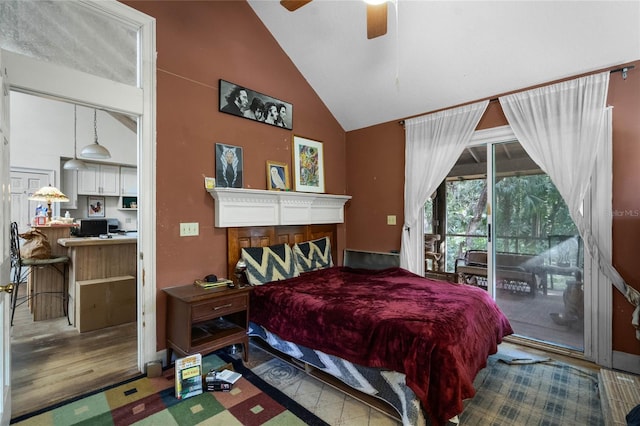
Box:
163;284;252;365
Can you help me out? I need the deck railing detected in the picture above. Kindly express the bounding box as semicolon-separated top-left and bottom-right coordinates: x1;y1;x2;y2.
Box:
441;234;581;273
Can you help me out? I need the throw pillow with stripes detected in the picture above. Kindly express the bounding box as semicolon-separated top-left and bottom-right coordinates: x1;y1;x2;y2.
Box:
241;243;299;285
293;237;333;273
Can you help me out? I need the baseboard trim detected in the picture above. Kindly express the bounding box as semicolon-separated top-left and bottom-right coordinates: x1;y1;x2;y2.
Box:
612;350;640;375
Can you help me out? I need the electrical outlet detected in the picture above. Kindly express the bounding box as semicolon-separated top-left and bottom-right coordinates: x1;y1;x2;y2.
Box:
387;215;396;225
180;222;199;236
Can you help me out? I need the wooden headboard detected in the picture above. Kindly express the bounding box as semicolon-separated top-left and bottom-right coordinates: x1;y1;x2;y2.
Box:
227;224;338;284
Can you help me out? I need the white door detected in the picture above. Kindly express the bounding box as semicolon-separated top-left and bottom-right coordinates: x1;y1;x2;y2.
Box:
0;49;13;425
10;170;52;229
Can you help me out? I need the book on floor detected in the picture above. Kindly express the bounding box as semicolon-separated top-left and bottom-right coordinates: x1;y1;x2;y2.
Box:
205;368;242;391
205;380;232;392
175;353;203;399
215;368;242;384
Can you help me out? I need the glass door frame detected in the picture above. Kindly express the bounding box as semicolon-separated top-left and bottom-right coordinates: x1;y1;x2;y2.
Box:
466;125;599;359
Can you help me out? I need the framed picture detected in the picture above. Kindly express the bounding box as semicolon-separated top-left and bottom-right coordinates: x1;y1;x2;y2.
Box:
88;196;105;217
266;161;290;191
292;135;324;193
219;79;293;130
215;143;244;188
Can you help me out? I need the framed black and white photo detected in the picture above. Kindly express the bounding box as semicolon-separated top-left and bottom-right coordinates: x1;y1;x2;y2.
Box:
215;143;244;188
219;79;293;130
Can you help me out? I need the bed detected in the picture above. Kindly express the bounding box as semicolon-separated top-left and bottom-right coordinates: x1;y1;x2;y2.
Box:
227;225;513;426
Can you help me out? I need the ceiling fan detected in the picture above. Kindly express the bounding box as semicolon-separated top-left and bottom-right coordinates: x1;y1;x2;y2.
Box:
280;0;389;39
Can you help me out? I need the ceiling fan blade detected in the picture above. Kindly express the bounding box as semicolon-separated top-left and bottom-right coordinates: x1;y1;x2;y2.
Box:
280;0;312;12
367;2;388;39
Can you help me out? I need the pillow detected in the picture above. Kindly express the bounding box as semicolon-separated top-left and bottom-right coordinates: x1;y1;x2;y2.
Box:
241;243;299;285
293;236;333;273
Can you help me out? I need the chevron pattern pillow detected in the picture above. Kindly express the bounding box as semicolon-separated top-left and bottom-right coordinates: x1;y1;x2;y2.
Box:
241;243;299;285
293;237;333;273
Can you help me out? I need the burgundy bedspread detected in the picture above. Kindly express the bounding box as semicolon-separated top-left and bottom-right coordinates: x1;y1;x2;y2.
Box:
249;267;513;425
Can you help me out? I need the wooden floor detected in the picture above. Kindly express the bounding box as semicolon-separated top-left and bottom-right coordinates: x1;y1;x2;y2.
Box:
10;290;139;420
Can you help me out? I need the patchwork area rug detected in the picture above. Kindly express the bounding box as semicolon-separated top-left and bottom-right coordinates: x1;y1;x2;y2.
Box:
11;351;328;426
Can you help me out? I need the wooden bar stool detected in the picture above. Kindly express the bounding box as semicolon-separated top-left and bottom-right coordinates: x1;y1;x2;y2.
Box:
9;222;70;326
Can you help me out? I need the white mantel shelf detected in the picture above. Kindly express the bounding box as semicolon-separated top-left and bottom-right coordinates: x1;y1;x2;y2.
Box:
207;187;352;228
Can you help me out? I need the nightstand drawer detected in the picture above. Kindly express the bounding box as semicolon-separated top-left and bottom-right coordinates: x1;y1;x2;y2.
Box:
192;294;247;322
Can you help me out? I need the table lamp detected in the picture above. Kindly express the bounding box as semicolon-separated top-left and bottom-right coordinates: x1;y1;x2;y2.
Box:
29;185;70;222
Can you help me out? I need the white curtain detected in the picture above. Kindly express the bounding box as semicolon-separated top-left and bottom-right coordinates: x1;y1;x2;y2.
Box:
500;72;640;339
401;101;488;272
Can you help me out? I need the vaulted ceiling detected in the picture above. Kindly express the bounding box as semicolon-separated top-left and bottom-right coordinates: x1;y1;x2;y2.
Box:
248;1;640;132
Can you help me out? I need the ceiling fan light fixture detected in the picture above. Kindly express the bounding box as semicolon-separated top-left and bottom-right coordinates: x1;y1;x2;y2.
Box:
280;0;389;39
80;109;111;160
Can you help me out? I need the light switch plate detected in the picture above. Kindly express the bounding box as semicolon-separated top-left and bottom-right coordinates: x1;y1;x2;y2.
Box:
387;215;396;225
180;222;199;236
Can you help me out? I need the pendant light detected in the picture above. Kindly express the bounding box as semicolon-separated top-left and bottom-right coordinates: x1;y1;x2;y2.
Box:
80;109;111;159
63;105;88;170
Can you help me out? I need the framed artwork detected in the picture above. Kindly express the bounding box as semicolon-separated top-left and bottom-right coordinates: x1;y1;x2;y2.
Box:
219;79;293;130
292;135;324;193
215;143;244;188
88;196;105;217
266;161;290;191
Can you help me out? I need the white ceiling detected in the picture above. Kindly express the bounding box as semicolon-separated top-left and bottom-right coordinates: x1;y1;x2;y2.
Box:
248;0;640;132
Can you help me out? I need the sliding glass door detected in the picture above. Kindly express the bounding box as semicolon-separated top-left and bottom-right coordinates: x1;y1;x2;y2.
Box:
441;139;584;351
492;141;583;350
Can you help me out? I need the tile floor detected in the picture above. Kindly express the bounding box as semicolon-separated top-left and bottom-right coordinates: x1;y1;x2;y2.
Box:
278;368;399;425
245;343;401;425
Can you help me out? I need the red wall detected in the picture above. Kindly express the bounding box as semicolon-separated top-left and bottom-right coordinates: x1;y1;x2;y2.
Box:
124;0;640;357
123;1;347;350
346;64;640;355
346;121;406;253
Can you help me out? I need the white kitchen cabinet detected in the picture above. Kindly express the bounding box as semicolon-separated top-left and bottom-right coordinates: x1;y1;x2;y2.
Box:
120;166;137;196
78;163;120;195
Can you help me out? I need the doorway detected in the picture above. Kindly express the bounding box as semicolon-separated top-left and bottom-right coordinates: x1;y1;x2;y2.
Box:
8;96;140;418
0;0;157;421
492;141;584;351
437;140;585;351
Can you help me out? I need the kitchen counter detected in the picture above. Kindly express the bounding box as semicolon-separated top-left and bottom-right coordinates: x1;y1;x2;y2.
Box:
58;236;137;247
58;235;137;332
